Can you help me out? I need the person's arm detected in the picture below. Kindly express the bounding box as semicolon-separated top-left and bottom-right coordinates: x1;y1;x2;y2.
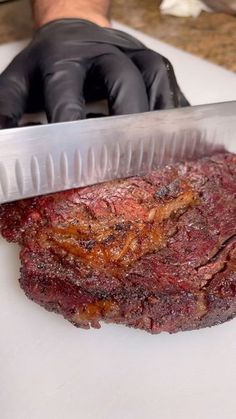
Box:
32;0;111;28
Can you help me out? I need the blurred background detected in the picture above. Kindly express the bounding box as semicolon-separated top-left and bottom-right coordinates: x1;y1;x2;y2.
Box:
0;0;235;71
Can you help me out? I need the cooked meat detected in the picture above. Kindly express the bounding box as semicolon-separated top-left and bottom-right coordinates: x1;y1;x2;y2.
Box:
0;153;235;333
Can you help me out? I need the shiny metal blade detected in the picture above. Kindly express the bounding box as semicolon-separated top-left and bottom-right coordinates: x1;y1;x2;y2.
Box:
0;101;235;204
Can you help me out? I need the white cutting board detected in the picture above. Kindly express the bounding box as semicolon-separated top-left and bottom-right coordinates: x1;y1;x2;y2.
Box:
0;23;236;419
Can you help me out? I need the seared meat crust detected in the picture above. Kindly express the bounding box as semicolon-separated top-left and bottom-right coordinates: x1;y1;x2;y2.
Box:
0;153;235;333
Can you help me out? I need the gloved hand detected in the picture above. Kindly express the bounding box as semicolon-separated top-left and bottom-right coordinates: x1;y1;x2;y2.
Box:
0;19;189;128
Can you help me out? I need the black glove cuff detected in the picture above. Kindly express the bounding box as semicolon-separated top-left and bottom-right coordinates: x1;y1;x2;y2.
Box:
34;18;100;35
34;18;146;52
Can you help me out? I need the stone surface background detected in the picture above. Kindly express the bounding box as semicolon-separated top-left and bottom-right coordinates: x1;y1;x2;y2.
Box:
0;0;235;71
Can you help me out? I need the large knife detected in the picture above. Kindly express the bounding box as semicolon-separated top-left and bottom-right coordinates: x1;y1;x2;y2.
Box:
0;101;235;204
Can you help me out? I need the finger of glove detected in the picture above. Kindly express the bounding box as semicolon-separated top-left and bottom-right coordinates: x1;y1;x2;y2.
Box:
92;51;149;115
0;57;29;128
43;62;87;123
129;50;190;110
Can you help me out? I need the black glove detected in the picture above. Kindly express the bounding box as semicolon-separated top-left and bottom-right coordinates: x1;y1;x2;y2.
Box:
0;19;189;128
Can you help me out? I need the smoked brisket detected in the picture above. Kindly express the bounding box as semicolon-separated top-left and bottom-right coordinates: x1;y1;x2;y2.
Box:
0;153;235;333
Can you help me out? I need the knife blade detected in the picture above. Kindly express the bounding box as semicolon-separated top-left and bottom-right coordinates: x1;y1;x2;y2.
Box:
0;101;235;204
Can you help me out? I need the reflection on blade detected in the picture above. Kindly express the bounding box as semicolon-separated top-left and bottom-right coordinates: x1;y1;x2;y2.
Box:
188;130;198;159
15;159;24;195
169;133;178;163
125;141;132;175
46;154;55;190
86;147;95;181
147;137;155;171
113;142;121;177
31;155;40;193
157;136;165;166
60;152;69;187
137;139;144;172
100;143;108;180
74;149;82;185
